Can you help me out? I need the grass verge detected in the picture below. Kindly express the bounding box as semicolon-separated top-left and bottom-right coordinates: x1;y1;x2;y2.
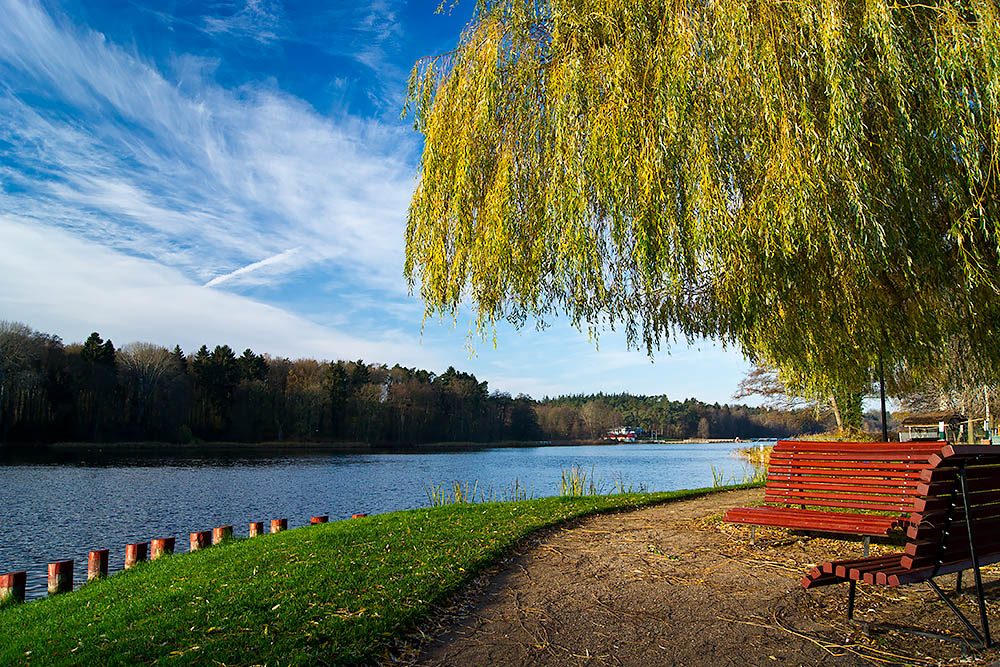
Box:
0;484;757;665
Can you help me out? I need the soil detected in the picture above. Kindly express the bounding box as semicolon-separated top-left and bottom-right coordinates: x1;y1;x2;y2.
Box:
392;489;1000;666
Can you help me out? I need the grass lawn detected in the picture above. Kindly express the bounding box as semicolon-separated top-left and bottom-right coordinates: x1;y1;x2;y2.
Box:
0;485;754;665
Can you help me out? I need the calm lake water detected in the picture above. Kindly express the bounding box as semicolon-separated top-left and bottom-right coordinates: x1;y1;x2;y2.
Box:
0;441;767;600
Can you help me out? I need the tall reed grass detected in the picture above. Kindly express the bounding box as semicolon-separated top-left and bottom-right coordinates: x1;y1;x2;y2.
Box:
560;464;602;497
424;479;535;506
711;444;772;487
424;467;650;507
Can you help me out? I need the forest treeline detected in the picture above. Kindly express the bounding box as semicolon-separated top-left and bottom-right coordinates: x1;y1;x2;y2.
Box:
0;322;826;446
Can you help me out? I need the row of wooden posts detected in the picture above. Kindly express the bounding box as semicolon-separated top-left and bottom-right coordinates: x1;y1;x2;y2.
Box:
0;513;369;605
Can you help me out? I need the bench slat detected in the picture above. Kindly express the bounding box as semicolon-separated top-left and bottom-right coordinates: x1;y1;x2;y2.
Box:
769;476;921;489
725;508;901;536
769;461;930;473
768;467;925;479
770;452;936;463
915;489;1000;513
776;440;943;451
766;481;922;495
762;495;917;512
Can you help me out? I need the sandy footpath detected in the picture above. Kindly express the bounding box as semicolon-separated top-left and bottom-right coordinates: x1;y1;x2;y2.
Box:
392;489;1000;666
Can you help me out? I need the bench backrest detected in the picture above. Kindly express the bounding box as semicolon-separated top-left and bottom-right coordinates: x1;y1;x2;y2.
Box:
764;440;943;514
900;446;1000;578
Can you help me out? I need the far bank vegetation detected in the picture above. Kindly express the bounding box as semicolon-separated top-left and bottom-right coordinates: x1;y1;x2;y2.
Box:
1;322;826;447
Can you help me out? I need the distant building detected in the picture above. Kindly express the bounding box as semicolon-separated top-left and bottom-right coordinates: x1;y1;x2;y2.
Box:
898;411;965;442
605;426;646;443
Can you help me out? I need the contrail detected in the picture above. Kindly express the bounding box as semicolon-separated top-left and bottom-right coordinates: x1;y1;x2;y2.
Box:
204;247;301;287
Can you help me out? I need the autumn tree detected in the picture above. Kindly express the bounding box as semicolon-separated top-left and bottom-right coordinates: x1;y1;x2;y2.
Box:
0;321;49;442
117;342;175;433
735;363;854;431
405;0;1000;401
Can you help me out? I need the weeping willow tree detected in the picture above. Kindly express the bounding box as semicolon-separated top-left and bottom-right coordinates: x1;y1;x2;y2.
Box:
405;0;1000;404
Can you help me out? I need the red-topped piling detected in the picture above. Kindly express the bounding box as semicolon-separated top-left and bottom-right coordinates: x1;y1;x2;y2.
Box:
48;560;73;595
88;549;109;581
212;526;233;544
249;522;264;537
190;530;211;551
310;515;328;525
151;538;175;560
351;514;368;519
0;571;26;604
124;543;147;569
270;518;287;533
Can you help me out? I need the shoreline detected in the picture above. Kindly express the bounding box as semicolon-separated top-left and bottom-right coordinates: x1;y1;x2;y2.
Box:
0;438;761;456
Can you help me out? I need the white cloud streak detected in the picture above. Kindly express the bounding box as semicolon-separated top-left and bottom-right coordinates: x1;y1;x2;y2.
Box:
0;214;437;364
204;247;304;287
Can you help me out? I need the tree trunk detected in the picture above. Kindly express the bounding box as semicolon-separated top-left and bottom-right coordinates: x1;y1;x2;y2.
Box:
829;394;843;431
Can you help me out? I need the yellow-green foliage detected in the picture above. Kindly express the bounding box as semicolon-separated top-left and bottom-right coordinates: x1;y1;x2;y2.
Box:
405;0;1000;397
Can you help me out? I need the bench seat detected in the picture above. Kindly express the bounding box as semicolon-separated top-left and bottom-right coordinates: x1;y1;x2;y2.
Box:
726;506;905;536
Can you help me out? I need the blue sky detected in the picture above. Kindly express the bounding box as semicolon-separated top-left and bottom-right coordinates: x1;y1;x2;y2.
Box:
0;0;754;402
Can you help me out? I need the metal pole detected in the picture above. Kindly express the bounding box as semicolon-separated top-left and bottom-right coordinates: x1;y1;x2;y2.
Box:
959;462;992;647
879;352;888;442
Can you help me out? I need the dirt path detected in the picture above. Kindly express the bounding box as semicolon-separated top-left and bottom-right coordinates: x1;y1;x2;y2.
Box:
395;489;1000;666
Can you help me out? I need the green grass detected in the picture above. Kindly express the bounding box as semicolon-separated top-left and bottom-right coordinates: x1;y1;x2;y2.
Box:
0;485;755;665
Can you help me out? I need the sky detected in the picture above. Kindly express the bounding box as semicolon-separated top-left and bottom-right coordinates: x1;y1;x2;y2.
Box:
0;0;755;403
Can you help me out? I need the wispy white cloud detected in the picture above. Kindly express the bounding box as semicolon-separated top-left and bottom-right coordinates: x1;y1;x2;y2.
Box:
201;0;287;44
0;214;436;364
0;0;417;294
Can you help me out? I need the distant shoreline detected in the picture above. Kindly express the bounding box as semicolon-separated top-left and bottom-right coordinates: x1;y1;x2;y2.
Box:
0;438;760;455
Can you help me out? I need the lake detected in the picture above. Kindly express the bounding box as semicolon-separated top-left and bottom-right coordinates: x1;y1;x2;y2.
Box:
0;441;766;600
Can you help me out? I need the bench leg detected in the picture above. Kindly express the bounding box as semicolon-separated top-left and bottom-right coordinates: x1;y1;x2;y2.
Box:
750;526;756;545
928;578;986;646
847;581;856;621
863;536;870;558
956;571;963;594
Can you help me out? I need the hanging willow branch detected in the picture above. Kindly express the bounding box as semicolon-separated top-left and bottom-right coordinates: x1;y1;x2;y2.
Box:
405;0;1000;396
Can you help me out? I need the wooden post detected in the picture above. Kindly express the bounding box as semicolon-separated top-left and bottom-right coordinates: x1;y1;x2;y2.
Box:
0;571;26;604
270;519;287;533
48;560;73;595
124;543;147;569
88;549;109;581
310;516;328;525
212;526;233;544
190;530;211;551
351;514;368;519
151;538;175;560
249;522;264;537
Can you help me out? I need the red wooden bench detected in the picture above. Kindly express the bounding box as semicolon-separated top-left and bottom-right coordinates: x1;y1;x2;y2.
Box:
802;445;1000;647
725;440;944;551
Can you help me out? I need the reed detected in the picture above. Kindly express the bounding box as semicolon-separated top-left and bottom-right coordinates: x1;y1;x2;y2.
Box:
559;464;602;497
611;472;648;494
425;468;643;507
712;447;770;488
424;481;485;506
499;478;534;503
